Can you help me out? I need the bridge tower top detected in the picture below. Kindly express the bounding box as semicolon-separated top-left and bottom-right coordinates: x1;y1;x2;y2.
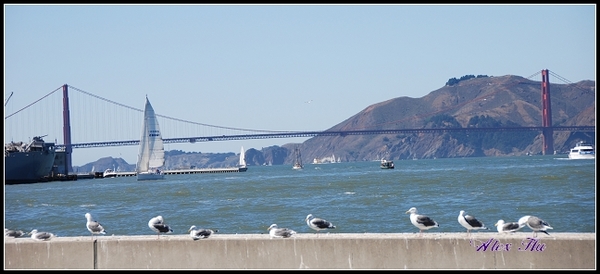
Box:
540;69;554;155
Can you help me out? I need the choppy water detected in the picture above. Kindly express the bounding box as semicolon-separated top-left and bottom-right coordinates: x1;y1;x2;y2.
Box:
4;155;596;238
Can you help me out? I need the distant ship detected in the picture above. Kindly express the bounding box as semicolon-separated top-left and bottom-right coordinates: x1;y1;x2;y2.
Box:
5;135;56;184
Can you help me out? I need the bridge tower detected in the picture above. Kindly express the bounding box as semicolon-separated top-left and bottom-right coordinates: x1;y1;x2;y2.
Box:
541;69;554;155
62;84;74;173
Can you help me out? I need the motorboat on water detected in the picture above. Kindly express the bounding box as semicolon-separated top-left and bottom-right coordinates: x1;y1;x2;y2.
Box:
380;159;394;169
103;168;118;178
568;141;595;160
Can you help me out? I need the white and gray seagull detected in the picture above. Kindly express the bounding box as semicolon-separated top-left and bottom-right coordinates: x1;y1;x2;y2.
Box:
5;228;25;238
494;219;522;233
267;224;297;239
458;210;489;236
305;214;336;234
28;229;56;241
405;207;439;236
188;225;218;240
520;215;553;237
85;213;107;240
148;215;173;239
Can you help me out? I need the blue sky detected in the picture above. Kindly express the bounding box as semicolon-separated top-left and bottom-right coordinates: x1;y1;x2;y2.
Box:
4;4;596;166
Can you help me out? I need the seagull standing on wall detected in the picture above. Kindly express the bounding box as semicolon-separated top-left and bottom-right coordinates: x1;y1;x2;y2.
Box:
305;214;336;235
458;210;489;236
148;215;173;239
5;228;25;238
520;215;553;237
494;219;522;233
267;224;296;239
28;229;56;241
188;226;218;240
85;213;107;240
405;207;439;236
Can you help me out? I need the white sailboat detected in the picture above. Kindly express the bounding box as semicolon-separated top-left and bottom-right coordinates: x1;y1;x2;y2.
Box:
292;147;303;170
239;146;247;169
136;96;165;181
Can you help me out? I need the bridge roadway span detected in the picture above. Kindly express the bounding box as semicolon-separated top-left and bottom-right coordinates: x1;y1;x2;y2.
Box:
57;126;595;149
5;232;595;269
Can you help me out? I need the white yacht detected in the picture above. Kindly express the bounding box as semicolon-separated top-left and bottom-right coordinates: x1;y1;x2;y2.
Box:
103;168;117;178
568;141;595;160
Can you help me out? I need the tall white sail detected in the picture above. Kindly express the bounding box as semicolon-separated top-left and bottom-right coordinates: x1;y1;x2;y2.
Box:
292;147;303;170
239;146;246;168
136;96;165;180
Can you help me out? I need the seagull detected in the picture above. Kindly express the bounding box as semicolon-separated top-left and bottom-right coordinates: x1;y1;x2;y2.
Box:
522;215;553;237
5;228;25;238
85;213;107;240
405;207;439;236
28;229;55;241
267;224;297;239
188;225;218;240
494;219;522;233
458;210;489;236
305;214;336;234
148;215;173;239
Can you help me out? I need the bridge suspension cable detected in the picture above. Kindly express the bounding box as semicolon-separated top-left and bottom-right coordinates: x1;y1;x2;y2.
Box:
4;86;62;120
4;91;13;107
67;85;303;134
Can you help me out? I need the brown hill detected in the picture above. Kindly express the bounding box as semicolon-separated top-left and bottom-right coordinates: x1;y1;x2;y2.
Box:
296;74;595;162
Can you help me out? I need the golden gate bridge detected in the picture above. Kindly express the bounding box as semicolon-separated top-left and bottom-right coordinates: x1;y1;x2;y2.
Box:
4;69;595;172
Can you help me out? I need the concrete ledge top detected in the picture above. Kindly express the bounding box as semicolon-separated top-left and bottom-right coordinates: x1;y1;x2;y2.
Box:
5;232;595;242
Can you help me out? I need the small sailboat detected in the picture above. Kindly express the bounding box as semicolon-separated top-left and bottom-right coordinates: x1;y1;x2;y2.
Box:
136;96;165;181
239;146;248;171
292;147;303;170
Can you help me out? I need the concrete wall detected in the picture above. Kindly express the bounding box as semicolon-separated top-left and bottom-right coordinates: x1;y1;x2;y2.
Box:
4;233;595;269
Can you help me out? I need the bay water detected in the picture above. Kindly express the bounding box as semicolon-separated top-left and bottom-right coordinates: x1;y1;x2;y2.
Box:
4;155;595;238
